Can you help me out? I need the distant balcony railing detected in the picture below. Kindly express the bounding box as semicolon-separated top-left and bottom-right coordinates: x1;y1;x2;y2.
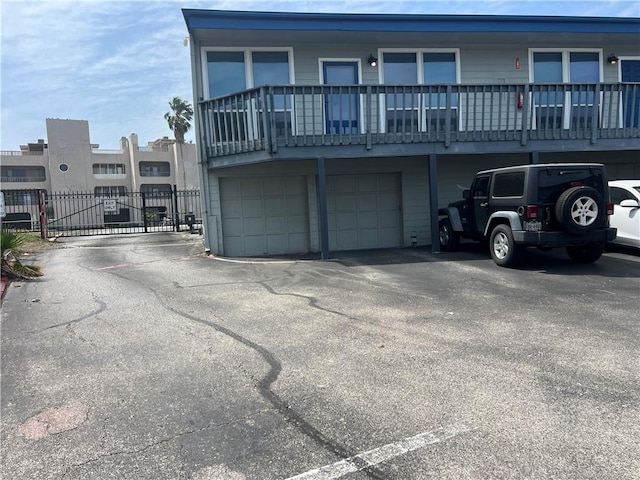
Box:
199;83;640;158
1;176;47;183
0;150;45;156
92;149;124;154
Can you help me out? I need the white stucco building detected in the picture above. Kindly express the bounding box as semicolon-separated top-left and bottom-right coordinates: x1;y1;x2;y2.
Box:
1;118;198;229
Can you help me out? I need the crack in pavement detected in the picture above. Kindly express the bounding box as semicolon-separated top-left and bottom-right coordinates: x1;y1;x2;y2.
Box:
154;299;386;480
61;411;269;477
100;267;386;479
257;281;379;326
31;297;107;333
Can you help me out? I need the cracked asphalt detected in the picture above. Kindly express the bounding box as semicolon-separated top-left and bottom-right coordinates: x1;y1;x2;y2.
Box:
1;232;639;479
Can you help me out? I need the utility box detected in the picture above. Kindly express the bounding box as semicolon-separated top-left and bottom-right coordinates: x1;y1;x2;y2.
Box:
185;214;196;233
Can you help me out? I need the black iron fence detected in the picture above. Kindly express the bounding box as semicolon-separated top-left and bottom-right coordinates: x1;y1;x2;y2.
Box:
1;187;201;238
199;82;640;157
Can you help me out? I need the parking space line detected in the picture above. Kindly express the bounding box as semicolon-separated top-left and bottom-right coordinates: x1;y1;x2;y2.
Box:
286;423;472;480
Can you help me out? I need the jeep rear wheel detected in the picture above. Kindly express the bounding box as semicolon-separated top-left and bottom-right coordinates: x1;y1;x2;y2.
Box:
555;186;604;235
439;218;460;251
490;224;523;267
566;242;604;264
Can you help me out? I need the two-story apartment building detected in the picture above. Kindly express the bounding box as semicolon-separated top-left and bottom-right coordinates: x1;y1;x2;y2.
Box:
183;10;640;258
1;118;198;229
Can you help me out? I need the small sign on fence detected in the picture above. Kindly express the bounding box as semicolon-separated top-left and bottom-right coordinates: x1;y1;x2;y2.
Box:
103;199;117;213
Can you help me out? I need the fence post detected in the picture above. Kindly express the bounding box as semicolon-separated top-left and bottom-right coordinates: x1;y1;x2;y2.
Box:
142;191;148;233
38;190;48;239
173;184;180;232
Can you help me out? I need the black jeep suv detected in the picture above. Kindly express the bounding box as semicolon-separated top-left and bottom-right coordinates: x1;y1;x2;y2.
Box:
438;163;616;267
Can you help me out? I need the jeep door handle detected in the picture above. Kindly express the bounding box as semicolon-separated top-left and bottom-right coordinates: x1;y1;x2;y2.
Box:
480;202;488;207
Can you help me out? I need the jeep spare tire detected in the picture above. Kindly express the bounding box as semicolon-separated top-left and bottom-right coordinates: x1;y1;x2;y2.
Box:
555;186;604;235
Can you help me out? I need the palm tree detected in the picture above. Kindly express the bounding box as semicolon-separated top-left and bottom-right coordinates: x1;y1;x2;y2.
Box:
1;230;43;279
164;97;193;144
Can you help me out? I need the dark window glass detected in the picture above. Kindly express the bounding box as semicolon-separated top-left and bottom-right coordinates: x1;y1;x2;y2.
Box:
533;52;562;82
383;53;418;83
609;187;635;204
570;52;599;83
207;51;246;98
472;176;490;197
423;53;456;83
252;52;289;87
538;168;604;203
493;172;525;197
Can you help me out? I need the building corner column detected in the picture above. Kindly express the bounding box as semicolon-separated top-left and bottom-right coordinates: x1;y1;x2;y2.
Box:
317;157;330;260
428;154;440;253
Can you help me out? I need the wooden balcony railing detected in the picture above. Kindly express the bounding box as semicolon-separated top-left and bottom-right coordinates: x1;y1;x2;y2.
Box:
198;83;640;158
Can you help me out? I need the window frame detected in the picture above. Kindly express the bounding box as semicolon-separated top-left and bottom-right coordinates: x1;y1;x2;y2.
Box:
528;48;603;130
200;47;295;100
200;47;296;139
377;48;461;134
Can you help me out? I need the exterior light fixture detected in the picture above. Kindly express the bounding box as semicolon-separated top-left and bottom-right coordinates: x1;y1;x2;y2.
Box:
607;53;618;65
368;54;378;67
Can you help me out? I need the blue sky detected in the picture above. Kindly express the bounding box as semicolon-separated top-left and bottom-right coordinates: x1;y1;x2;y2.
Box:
1;0;639;150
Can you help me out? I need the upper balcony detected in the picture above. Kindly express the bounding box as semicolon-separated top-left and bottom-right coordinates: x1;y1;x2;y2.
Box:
198;82;640;166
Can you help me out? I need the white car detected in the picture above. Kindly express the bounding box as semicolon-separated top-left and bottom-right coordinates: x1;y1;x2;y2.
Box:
608;180;640;248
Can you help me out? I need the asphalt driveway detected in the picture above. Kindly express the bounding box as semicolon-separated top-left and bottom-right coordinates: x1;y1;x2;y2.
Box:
1;233;639;479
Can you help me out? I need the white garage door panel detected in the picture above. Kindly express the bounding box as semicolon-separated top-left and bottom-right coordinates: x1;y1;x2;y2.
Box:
243;217;265;234
220;176;310;256
221;217;242;236
327;173;402;251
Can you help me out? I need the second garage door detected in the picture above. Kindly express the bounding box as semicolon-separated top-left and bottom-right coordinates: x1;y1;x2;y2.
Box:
327;173;402;250
220;176;310;256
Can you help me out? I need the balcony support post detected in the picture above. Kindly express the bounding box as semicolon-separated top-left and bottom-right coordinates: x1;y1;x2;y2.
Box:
521;84;530;146
428;153;440;253
445;86;452;147
529;151;539;164
366;85;372;150
591;83;601;144
317;157;330;260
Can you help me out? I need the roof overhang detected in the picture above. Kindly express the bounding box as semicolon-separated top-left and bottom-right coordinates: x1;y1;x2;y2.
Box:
183;9;640;35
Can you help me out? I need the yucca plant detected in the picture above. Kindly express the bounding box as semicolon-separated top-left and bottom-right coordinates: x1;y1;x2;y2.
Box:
1;230;43;279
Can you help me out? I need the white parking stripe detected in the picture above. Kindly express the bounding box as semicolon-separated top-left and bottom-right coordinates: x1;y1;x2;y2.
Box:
286;423;472;480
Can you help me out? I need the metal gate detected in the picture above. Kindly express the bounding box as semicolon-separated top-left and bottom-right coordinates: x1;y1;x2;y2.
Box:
1;187;201;238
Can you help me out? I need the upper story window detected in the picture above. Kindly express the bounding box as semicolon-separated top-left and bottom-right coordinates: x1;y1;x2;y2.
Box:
3;189;45;206
207;51;246;98
140;184;172;197
532;51;600;83
0;166;46;182
93;163;125;175
204;48;293;99
139;161;170;177
380;50;459;133
95;186;127;197
530;49;602;130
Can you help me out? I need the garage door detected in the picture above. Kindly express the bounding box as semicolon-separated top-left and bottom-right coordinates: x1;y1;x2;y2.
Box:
327;173;402;250
220;177;310;256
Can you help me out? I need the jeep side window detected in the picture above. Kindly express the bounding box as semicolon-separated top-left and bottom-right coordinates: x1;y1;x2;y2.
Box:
493;172;525;197
471;175;490;198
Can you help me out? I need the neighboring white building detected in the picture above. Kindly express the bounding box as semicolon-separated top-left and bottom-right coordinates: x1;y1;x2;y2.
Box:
1;118;198;228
